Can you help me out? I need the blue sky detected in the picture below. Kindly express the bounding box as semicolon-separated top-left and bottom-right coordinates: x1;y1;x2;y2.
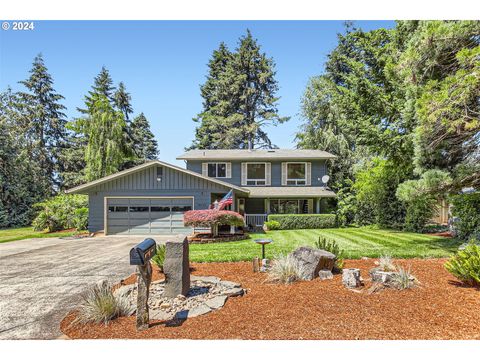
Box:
0;20;394;165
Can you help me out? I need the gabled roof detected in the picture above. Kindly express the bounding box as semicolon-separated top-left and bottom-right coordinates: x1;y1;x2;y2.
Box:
244;187;336;198
65;160;250;195
177;149;337;161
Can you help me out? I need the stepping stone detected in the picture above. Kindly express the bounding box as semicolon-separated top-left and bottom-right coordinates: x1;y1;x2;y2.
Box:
191;275;221;284
223;287;244;297
188;304;212;318
220;280;241;288
206;295;227;309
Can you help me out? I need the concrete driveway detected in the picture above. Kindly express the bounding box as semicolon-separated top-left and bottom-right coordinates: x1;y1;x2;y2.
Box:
0;235;172;340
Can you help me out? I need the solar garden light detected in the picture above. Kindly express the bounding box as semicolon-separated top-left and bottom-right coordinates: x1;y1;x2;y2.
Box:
129;238;156;331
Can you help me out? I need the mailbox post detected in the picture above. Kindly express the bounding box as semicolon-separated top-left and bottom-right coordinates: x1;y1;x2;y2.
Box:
130;238;156;331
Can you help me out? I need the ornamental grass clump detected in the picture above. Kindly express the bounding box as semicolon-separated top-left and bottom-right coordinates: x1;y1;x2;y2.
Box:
150;244;166;272
77;281;130;324
390;266;418;290
445;240;480;286
377;254;396;272
267;254;305;284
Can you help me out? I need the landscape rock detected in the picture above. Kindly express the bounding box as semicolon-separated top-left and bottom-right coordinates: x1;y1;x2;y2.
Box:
191;275;221;284
163;236;190;298
342;268;363;288
113;283;135;299
150;309;170;321
206;295;227;309
290;246;336;280
221;280;241;288
318;270;334;280
187;304;212;318
369;268;395;284
223;287;244;297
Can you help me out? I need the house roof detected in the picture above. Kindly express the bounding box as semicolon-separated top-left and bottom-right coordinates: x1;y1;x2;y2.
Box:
65;160;250;195
243;186;336;198
177;149;337;161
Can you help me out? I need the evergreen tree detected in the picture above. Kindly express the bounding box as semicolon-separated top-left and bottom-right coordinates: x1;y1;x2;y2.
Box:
190;31;289;149
114;82;133;121
17;54;67;193
78;66;116;113
0;89;43;227
130;112;159;164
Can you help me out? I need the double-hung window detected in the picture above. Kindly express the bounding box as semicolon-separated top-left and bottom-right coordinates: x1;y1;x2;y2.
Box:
207;163;227;178
286;162;307;185
246;163;266;185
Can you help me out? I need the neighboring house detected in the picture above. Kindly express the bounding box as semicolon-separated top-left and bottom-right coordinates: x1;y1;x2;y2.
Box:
66;149;336;235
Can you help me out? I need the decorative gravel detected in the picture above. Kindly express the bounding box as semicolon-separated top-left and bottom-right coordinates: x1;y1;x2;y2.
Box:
61;259;480;339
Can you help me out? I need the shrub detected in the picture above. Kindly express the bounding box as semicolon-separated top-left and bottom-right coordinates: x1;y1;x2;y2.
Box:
32;194;88;232
377;254;396;272
77;281;130;324
150;244;166;272
450;192;480;241
184;209;244;236
264;220;280;230
390;266;418;290
315;236;344;269
444;240;480;286
267;254;305;284
267;214;336;230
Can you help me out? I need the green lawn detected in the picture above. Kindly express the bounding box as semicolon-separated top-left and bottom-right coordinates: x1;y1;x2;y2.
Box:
189;227;461;262
0;227;86;243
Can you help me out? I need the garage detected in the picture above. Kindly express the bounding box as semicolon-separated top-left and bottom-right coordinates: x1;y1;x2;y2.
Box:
106;197;193;235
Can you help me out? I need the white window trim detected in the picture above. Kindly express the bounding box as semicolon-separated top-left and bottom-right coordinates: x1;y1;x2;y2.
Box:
245;162;268;186
286;162;307;186
206;162;228;179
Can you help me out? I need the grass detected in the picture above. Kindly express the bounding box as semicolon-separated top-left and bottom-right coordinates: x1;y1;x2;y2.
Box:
0;226;87;244
189;227;462;263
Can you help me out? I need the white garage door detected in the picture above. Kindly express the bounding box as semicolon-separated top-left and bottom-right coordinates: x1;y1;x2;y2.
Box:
106;197;193;235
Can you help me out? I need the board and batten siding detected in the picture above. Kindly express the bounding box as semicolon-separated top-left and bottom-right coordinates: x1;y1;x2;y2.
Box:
187;160;328;187
86;165;230;233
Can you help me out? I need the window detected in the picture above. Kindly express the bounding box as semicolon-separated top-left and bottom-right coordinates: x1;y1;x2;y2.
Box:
108;206;128;212
151;206;170;212
269;199;309;214
246;163;266;185
171;206;192;212
129;206;149;212
286;163;306;185
207;163;227;178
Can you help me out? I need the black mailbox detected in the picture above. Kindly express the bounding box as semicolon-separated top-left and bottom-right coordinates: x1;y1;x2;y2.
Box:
130;238;157;266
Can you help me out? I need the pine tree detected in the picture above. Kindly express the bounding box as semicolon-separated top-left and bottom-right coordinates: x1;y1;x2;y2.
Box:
130;112;158;164
17;54;67;193
190;31;289;149
114;82;133;121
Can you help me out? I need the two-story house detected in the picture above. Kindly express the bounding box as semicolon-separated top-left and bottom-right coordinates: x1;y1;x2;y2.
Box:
66;149;336;235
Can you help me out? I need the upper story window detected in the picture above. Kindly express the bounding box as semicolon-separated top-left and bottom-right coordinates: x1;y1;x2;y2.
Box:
207;163;227;178
286;162;306;185
246;163;266;185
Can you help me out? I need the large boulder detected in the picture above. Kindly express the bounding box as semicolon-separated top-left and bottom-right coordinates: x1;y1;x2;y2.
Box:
163;235;190;298
289;246;336;280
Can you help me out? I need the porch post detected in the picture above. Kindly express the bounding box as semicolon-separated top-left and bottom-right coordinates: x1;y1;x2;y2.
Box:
316;198;320;214
231;191;236;234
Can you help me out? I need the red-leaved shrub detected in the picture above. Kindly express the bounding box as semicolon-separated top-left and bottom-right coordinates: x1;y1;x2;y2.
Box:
183;210;244;236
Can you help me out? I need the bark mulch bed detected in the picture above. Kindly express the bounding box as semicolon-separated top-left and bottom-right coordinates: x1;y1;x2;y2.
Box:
61;259;480;340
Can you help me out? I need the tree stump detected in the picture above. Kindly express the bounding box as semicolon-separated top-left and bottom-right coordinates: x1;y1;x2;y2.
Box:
342;268;362;288
136;262;152;331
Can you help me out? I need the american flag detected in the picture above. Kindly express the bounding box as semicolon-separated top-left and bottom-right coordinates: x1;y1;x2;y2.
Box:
218;190;233;210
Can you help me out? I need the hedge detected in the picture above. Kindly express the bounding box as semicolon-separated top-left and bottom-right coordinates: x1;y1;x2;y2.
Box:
266;214;336;230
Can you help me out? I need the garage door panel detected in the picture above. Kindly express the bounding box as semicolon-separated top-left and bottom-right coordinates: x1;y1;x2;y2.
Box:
106;197;193;235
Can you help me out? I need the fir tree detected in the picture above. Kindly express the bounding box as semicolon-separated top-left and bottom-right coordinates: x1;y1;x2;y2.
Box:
17;54;67;193
130;112;158;164
190;31;289;149
114;82;133;121
78;66;116;113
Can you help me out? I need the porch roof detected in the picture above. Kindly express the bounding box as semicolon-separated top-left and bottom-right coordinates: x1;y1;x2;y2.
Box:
243;187;336;198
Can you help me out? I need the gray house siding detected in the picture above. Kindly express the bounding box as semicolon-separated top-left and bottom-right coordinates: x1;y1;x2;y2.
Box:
186;160;328;187
86;165;231;233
